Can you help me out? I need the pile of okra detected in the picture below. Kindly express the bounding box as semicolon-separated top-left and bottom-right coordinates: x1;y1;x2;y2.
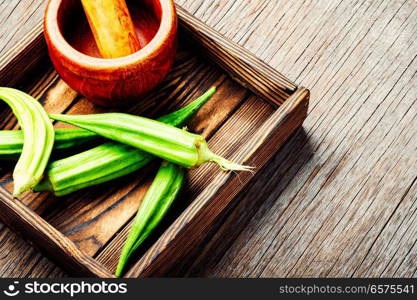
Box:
0;86;250;276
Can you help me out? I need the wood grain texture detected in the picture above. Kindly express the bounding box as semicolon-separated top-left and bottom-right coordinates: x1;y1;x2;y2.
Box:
0;0;416;278
176;6;296;106
0;0;306;277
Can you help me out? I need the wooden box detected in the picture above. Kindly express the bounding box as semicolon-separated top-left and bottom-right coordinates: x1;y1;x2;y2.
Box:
0;6;309;277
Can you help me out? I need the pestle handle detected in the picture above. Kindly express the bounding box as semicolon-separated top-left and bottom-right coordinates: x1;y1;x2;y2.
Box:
80;0;141;58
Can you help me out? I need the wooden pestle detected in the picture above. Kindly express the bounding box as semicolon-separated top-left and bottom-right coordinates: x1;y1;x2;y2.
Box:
80;0;141;58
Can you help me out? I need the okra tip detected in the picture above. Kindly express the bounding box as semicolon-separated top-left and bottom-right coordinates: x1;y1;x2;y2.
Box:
12;173;35;197
115;262;127;277
206;86;216;95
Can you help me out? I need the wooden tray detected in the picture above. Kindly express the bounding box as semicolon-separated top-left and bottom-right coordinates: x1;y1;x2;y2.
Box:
0;6;309;277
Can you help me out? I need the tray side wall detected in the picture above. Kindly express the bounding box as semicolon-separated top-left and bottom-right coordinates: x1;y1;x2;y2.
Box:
0;187;113;277
176;6;296;106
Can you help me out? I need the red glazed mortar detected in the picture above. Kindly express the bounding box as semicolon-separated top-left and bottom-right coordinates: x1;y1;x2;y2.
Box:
44;0;177;107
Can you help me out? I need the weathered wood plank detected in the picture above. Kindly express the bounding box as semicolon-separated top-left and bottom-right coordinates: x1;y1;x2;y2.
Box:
0;0;416;278
186;0;417;278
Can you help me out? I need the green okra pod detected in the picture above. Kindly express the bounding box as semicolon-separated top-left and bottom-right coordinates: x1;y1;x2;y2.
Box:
50;93;250;172
0;128;98;160
115;161;185;277
34;87;216;196
0;88;55;196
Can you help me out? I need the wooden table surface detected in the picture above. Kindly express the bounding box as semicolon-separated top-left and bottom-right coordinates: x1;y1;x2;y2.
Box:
0;0;416;278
